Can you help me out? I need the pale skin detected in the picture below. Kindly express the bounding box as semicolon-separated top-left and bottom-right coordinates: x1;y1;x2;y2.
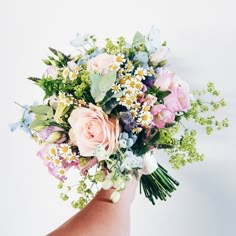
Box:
48;177;139;236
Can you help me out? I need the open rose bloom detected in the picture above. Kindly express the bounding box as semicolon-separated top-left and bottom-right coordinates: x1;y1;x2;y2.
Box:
13;26;228;209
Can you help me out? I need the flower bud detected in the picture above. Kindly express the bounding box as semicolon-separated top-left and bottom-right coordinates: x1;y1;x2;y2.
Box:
110;191;120;203
102;179;113;190
45;131;64;144
142;151;158;175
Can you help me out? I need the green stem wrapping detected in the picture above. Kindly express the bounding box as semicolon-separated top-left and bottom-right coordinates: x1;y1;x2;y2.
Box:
140;164;179;204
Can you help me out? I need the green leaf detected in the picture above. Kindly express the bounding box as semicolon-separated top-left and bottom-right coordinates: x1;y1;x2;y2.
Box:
90;73;103;102
98;71;116;92
102;98;119;114
90;71;117;103
35;114;48;121
29;120;46;131
27;77;40;82
30;105;53;115
157;90;171;99
132;31;145;46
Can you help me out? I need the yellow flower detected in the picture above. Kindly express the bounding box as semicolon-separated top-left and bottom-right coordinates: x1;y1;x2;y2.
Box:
111;84;121;94
116;53;126;65
135;67;147;80
59;144;72;157
69;71;78;81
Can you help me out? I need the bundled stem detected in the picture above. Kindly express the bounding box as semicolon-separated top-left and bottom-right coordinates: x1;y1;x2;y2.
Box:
140;164;179;204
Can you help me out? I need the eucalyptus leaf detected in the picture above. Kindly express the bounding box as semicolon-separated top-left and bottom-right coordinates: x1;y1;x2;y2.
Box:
98;71;116;92
90;73;104;102
35;114;48;121
90;71;117;103
30;105;52;115
29;120;46;131
132;31;145;46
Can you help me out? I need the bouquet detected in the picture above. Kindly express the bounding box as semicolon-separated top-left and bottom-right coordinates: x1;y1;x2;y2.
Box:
10;26;228;208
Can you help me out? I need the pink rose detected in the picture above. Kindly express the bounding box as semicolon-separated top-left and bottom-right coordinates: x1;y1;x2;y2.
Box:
68;103;119;157
151;104;175;128
150;46;170;66
154;68;175;91
164;86;190;112
87;53;116;75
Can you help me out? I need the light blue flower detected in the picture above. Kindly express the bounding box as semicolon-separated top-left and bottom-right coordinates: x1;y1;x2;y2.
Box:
120;150;144;171
134;52;149;66
9;105;34;136
145;25;161;53
93;144;108;161
70;33;91;48
118;132;137;148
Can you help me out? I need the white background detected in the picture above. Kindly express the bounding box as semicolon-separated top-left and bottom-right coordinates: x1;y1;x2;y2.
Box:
1;0;236;235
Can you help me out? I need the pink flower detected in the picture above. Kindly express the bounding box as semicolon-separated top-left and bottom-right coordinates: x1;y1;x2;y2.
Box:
37;144;80;181
150;46;170;66
87;53;116;75
151;104;175;128
68;103;119;157
38;126;66;144
154;68;175;91
45;66;58;79
145;94;157;106
164;86;190;112
169;75;190;93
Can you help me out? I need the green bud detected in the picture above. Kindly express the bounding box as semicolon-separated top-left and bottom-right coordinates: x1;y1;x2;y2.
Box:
57;182;63;189
45;131;63;144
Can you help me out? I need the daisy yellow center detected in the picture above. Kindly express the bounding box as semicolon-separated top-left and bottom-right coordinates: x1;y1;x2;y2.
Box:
138;70;144;77
113;85;119;91
130;81;135;88
150;69;155;75
59;169;65;176
125;99;132;106
135;83;142;89
141;114;149;121
54;159;61;165
116;56;123;63
50;148;56;156
119;78;126;84
62;146;69;153
143;106;150;112
70;72;77;79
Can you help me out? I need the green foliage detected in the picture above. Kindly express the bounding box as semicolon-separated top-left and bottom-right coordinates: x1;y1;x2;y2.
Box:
132;31;145;47
90;71;116;103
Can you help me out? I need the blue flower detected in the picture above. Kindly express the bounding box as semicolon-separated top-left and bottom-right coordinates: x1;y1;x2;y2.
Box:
9;104;34;136
70;33;91;48
145;25;161;53
134;52;149;66
118;132;137;148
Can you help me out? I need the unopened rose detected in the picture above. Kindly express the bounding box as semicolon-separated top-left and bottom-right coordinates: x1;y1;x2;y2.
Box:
87;53;116;75
68;103;119;157
150;46;170;66
151;104;175;128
